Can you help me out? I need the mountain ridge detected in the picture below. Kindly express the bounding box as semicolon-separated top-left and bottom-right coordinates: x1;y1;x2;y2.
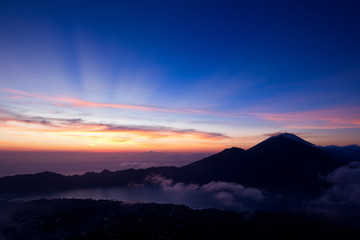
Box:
0;133;342;199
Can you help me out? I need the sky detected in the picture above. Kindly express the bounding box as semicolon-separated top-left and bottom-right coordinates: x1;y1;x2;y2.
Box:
0;0;360;153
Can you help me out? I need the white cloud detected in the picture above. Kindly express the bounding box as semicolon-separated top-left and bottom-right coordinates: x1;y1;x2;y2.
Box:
145;175;264;211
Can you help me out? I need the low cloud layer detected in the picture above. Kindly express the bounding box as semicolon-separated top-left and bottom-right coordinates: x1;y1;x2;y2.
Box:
304;146;360;220
310;162;360;218
321;145;360;163
146;175;264;211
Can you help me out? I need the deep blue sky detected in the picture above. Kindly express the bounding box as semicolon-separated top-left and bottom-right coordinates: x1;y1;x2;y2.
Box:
0;0;359;151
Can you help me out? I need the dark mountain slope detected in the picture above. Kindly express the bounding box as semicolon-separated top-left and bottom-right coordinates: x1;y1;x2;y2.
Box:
173;147;247;183
245;133;336;194
174;133;337;196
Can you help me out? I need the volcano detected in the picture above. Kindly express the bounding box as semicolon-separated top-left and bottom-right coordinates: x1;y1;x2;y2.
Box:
174;133;337;196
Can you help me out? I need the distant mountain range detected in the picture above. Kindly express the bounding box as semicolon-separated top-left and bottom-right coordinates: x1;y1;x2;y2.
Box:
0;133;349;199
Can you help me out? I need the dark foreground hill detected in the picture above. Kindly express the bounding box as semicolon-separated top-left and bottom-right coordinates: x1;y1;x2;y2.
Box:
1;198;359;240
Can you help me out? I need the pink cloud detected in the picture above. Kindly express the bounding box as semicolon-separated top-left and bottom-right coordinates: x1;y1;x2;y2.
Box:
0;88;180;113
1;88;359;130
251;108;360;129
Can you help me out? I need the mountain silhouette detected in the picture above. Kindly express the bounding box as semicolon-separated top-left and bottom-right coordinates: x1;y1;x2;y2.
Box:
174;133;337;196
0;133;341;199
0;167;177;198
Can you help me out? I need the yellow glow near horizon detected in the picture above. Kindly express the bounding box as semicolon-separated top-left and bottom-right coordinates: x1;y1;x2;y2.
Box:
0;122;232;152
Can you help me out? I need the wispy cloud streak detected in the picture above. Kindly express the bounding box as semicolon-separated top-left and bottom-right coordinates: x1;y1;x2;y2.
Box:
1;88;359;130
0;108;228;140
0;88;237;117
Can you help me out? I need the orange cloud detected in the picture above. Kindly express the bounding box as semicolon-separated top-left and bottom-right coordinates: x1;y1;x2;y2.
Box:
0;110;227;139
0;109;230;151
